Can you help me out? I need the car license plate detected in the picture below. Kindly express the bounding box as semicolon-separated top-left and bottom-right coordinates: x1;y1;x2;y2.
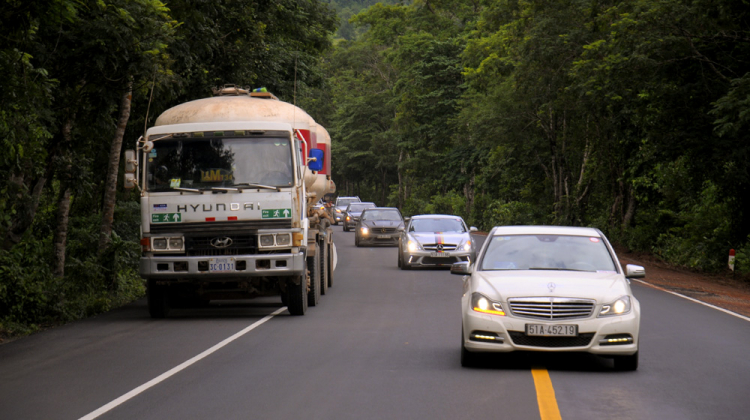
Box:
430;252;451;257
209;257;235;272
377;234;390;239
526;324;577;336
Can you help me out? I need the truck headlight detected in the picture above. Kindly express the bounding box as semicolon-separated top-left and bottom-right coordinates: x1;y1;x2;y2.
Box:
153;238;167;250
276;233;291;245
169;237;184;249
599;296;632;317
260;234;275;247
151;236;185;252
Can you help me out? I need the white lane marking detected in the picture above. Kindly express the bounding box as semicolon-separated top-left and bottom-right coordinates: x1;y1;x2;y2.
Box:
79;307;287;420
633;279;750;322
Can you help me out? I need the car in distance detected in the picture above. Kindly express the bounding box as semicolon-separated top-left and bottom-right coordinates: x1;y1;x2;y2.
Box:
398;214;478;270
333;196;361;225
453;225;643;370
343;202;377;232
354;207;404;247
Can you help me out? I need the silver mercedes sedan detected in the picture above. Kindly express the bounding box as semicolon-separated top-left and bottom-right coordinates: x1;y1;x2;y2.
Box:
398;214;477;269
453;225;643;370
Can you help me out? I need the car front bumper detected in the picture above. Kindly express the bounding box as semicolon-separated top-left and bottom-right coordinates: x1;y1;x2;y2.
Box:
404;250;475;267
462;303;640;356
358;231;400;245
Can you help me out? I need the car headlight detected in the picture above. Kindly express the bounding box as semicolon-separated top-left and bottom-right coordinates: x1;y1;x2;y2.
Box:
462;240;472;251
361;227;369;235
407;240;420;252
335;208;342;213
346;216;351;221
471;293;505;316
599;296;632;317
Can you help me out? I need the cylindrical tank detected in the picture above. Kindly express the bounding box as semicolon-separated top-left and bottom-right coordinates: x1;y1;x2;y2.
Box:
153;87;334;201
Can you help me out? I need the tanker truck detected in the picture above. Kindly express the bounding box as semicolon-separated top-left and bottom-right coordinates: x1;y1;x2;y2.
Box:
123;86;336;318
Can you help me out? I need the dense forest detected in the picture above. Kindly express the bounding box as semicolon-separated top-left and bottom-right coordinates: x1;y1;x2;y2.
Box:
305;0;750;274
1;0;748;336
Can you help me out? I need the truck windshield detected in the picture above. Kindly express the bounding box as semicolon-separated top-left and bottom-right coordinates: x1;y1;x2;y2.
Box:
146;136;294;191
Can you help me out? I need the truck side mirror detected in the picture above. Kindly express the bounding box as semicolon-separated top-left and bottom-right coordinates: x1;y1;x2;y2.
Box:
124;150;137;173
124;173;137;189
308;148;324;172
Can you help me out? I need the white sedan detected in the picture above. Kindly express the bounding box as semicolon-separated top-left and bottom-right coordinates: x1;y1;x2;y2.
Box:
453;225;643;370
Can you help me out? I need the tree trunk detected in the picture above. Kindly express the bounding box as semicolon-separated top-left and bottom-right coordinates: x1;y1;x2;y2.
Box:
53;186;72;277
98;80;133;252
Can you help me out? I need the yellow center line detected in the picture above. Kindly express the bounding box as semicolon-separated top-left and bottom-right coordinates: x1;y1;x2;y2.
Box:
532;367;562;420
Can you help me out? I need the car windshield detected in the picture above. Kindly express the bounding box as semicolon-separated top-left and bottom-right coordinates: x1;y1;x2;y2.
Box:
347;203;375;212
362;210;402;221
337;198;359;207
410;218;465;232
146;135;293;191
480;234;617;272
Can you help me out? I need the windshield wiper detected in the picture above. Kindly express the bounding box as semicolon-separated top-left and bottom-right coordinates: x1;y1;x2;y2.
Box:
231;183;281;191
173;187;203;194
528;267;590;272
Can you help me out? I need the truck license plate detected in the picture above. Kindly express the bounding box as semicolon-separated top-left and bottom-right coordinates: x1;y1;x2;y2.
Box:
209;258;235;272
526;324;577;337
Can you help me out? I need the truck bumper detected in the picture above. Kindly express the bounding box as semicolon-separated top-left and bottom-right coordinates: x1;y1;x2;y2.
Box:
140;251;305;279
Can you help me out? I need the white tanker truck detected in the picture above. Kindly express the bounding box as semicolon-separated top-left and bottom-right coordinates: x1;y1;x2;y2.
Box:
123;86;336;317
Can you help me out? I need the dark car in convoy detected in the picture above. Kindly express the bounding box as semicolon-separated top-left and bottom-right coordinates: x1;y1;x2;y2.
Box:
354;207;404;247
332;196;361;225
343;202;377;232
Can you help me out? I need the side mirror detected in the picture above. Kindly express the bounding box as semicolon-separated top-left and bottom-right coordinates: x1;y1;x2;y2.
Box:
451;262;472;275
124;149;137;173
470;226;478;232
124;173;137;189
308;148;324;172
625;264;645;279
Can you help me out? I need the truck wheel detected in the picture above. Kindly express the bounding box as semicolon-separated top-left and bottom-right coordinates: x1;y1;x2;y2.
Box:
307;255;321;307
286;275;307;316
147;279;170;319
327;241;335;288
319;240;328;296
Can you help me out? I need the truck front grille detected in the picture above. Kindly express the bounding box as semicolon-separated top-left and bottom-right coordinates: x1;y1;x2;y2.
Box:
186;234;258;256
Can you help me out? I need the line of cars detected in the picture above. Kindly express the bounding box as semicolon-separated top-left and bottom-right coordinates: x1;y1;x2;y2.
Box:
332;196;644;371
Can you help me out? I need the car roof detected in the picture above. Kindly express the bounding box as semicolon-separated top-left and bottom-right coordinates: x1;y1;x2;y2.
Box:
410;214;464;220
490;225;602;237
347;202;375;206
362;207;400;212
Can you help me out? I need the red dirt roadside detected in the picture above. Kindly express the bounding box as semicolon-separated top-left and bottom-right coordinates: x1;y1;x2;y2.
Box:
616;248;750;318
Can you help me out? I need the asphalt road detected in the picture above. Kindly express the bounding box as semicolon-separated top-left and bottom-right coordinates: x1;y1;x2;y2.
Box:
1;226;750;419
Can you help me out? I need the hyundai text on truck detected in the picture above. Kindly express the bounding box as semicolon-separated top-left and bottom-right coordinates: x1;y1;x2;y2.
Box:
123;86;336;318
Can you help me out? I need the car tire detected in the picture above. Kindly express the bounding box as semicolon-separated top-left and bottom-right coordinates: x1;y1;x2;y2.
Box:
319;240;328;296
460;328;479;368
307;255;321;307
401;255;411;270
286;275;307;316
343;224;349;232
613;351;638;371
147;279;170;319
397;248;402;268
355;235;361;247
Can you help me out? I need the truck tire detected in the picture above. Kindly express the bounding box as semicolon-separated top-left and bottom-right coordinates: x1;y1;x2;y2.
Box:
319;240;328;296
286;275;307;316
147;279;170;319
327;241;335;288
307;255;321;307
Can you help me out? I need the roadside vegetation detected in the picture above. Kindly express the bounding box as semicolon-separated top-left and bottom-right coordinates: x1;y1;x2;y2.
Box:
1;0;748;339
308;0;750;275
0;0;336;338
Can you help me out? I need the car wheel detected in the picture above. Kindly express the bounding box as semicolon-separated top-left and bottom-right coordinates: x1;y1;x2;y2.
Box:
319;240;328;296
343;224;349;232
401;254;411;270
327;241;335;288
460;327;479;368
307;255;321;307
355;235;361;247
286;275;307;316
397;248;402;268
147;279;170;319
613;351;638;371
